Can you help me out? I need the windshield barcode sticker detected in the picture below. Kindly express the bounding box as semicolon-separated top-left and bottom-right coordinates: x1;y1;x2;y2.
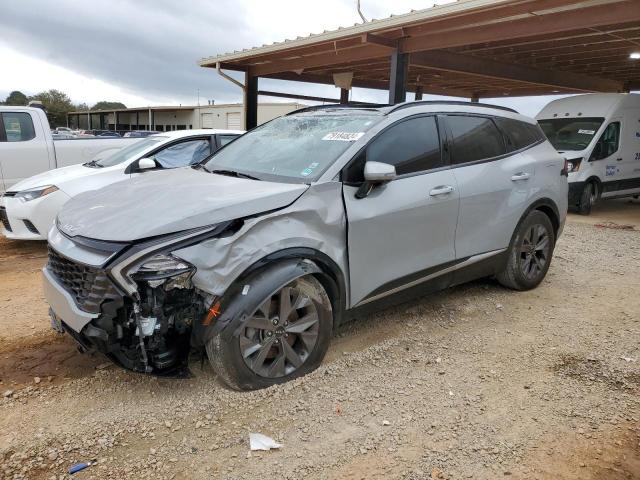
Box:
322;132;365;141
578;129;595;135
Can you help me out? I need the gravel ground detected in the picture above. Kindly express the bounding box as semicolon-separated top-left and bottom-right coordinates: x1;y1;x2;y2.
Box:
1;202;639;480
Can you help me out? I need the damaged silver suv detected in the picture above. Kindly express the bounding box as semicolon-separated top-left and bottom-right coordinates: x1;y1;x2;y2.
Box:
44;102;568;390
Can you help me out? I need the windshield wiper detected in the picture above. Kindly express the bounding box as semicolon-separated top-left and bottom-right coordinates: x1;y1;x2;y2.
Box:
209;169;261;181
83;159;104;168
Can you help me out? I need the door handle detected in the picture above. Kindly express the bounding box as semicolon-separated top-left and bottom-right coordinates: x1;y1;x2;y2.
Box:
511;172;531;181
429;185;454;196
616;158;623;162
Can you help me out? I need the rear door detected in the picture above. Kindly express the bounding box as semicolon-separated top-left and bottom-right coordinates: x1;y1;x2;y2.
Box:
342;115;459;306
444;114;537;260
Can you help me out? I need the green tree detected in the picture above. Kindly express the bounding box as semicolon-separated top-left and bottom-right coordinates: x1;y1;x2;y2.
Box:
91;101;127;110
74;102;89;111
4;91;29;106
30;89;74;127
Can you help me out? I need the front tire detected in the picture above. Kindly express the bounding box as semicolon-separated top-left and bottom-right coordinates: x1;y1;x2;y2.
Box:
207;275;333;390
578;182;597;215
497;210;555;291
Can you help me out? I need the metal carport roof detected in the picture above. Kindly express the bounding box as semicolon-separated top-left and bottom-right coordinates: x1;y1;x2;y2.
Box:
199;0;640;129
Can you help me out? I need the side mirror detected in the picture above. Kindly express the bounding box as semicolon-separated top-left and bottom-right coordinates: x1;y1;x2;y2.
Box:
356;161;396;199
137;157;157;171
364;161;397;183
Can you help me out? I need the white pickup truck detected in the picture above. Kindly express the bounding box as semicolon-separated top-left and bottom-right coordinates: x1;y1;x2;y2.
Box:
0;106;137;192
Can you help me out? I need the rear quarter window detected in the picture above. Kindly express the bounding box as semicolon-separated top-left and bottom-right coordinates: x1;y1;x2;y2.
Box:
446;115;506;164
495;117;544;152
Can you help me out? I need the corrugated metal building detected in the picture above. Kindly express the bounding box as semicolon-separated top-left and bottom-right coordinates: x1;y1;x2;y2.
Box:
67;102;305;132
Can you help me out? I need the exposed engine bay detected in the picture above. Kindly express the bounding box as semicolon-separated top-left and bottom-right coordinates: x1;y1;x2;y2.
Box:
52;250;210;376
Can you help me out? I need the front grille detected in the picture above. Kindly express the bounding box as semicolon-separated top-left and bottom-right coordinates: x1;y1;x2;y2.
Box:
0;207;11;232
47;248;118;314
23;220;39;235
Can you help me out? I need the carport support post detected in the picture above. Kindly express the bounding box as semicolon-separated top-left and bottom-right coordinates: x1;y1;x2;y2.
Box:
244;73;258;131
87;112;92;130
340;88;349;104
470;94;480;103
114;111;119;132
388;51;408;105
415;86;423;101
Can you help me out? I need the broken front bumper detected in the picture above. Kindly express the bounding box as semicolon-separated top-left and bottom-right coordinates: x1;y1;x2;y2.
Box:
42;267;98;333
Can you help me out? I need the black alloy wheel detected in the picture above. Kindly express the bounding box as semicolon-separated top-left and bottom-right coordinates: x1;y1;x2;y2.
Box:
497;210;555;291
518;224;551;281
240;284;320;378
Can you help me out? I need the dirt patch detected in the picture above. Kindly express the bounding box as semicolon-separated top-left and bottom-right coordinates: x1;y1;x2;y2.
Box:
0;332;102;389
554;354;640;392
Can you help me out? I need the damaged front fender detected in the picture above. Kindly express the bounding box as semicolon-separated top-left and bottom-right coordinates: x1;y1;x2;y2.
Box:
194;258;323;346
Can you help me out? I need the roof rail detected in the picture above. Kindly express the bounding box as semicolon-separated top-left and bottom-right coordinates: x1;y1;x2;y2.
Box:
387;100;518;114
286;102;389;115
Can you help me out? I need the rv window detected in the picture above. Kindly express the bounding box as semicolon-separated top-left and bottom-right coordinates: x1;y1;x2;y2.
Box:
538;117;604;151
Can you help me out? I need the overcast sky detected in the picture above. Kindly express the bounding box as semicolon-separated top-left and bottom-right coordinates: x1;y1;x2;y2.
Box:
0;0;567;116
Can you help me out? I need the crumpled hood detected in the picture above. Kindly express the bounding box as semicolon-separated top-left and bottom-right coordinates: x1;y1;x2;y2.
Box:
57;167;309;241
7;163;106;193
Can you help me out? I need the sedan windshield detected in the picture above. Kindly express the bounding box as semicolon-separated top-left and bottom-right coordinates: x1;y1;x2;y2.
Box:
203;112;381;182
538;117;604;151
96;136;167;167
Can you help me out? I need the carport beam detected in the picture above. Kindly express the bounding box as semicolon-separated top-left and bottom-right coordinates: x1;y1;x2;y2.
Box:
245;73;258;131
389;51;408;104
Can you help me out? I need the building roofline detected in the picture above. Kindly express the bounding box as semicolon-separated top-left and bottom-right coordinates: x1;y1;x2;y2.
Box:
68;102;306;115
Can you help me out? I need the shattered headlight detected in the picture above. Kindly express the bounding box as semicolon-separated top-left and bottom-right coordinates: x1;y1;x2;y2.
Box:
131;254;195;281
15;185;59;202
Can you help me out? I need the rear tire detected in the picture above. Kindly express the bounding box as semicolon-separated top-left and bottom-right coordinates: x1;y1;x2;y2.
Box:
497;210;555;291
578;182;597;215
206;275;333;390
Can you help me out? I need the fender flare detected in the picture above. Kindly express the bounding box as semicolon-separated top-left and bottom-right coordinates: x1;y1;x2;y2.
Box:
197;258;325;345
523;197;561;235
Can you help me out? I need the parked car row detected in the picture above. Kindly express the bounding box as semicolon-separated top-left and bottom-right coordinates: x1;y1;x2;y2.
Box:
32;100;569;390
52;128;160;138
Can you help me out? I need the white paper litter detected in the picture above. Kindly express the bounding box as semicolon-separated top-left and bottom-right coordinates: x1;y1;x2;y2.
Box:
249;433;282;451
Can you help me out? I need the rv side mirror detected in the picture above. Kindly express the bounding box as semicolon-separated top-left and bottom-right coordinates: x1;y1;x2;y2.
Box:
137;157;157;171
356;161;397;199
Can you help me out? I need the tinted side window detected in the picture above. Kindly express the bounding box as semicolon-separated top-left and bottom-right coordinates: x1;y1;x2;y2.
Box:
153;139;211;168
447;115;505;164
592;122;620;161
495;117;544;151
2;112;36;142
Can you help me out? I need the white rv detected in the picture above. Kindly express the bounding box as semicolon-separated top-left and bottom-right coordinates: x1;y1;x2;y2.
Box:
537;94;640;214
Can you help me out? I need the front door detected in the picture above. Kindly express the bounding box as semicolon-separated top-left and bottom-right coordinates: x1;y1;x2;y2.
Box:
342;115;459;306
593;120;628;198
